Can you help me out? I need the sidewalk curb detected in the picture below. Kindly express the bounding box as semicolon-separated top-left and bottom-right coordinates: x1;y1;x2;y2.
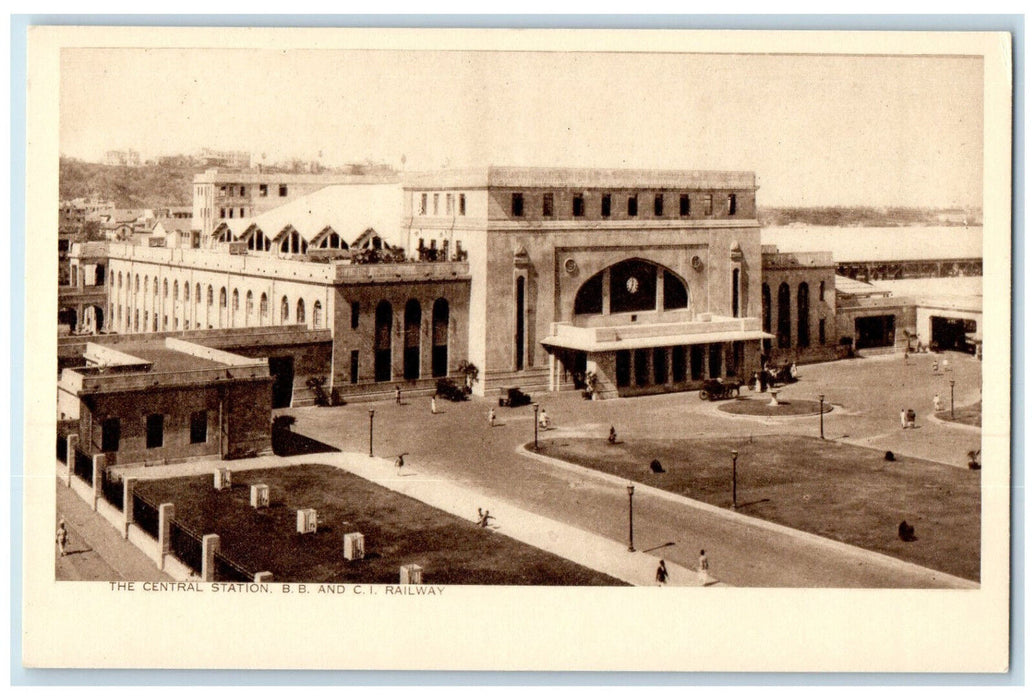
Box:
517;443;978;589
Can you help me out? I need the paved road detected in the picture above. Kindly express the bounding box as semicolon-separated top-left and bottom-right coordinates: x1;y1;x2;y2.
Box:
55;477;171;583
286;352;981;588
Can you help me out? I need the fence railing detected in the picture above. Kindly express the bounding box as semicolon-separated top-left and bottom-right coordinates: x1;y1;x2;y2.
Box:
73;448;93;484
100;469;124;510
213;551;254;583
170;521;204;574
132;492;159;538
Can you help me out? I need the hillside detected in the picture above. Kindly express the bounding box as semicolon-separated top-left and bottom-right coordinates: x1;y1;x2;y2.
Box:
60;158;196;208
757;206;981;228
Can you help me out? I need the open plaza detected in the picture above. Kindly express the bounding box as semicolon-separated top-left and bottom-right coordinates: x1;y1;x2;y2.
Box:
58;344;981;588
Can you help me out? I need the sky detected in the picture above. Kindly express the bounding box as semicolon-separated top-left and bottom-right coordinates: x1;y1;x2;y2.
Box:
60;48;984;208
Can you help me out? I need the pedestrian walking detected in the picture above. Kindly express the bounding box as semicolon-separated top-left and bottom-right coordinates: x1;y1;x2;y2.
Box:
477;508;495;528
538;408;550;429
395;454;405;472
906;408;917;429
56;518;67;557
395;385;402;405
608;426;617;444
900;409;907;429
655;560;669;586
488;407;496;427
698;550;709;585
933;394;944;412
932;360;939;374
430;395;437;415
903;348;910;363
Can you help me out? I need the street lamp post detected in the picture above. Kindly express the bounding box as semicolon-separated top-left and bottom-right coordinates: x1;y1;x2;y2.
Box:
818;394;825;440
731;449;739;509
533;403;540;451
949;380;956;419
368;408;375;458
627;484;635;552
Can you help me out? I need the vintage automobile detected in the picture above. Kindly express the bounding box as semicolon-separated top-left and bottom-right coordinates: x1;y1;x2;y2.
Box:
698;378;741;401
498;386;532;408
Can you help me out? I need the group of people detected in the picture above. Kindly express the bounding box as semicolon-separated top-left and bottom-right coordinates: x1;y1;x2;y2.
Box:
753;362;798;393
655;550;710;586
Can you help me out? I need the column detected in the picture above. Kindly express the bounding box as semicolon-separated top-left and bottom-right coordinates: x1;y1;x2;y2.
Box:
122;477;137;539
602;268;611;315
549;352;557;392
202;534;220;582
91;453;106;511
158;503;175;570
65;435;78;487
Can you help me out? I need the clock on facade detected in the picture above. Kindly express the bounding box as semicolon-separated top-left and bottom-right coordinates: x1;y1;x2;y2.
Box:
626;276;639;294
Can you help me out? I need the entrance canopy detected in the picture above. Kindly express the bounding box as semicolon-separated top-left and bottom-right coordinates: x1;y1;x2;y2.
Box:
542;318;773;352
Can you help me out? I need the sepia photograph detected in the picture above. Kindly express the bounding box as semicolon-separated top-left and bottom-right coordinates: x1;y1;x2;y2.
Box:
21;25;1013;672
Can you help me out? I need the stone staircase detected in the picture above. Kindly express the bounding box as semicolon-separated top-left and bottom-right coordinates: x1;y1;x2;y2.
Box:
479;367;557;397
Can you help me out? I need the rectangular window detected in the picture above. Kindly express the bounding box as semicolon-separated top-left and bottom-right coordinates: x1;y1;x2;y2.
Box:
145;414;164;449
572;194;585;217
728;194;737;215
654;193;664;217
219;207;226;218
446;193;454;215
279;184;288;197
239;186;246;197
228;209;233;218
542;193;554;217
420;193;428;215
704;195;713;216
679;194;690;216
259;184;268;197
239;207;245;217
433;193;440;215
628;195;638;216
190;410;208;444
458;194;466;216
101;418;120;452
511;193;524;217
819;318;827;345
601;194;612;217
350;350;359;384
351;301;360;329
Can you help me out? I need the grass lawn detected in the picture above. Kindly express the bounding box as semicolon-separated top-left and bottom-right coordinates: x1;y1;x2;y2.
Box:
936;401;982;428
136;465;624;586
537;435;980;581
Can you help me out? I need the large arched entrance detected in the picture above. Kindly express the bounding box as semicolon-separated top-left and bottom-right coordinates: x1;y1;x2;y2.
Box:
374;301;393;382
432;298;449;378
403;299;421;380
777;282;791;349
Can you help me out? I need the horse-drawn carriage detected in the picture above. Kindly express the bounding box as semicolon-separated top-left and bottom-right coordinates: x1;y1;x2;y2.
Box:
699;379;741;401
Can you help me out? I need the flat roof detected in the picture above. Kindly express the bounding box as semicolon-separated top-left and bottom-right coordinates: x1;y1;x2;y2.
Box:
405;166;757;190
111;342;227;373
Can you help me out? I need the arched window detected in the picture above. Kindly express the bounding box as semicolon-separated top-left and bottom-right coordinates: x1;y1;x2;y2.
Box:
296;299;306;325
220;287;227;308
403;299;421;379
313;301;324;330
118;272;122;289
797;282;810;348
260;293;269;322
153;276;159;297
232;289;240;325
432;298;449;377
173;281;179;300
761;284;771;333
143;277;148;296
184;283;190;302
574;271;604;315
777;283;791;349
281;296;289;323
110;270;115;287
246;291;254;323
732;268;740;318
207;286;214;306
374;301;393;382
135;275;140;293
163;279;169;298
